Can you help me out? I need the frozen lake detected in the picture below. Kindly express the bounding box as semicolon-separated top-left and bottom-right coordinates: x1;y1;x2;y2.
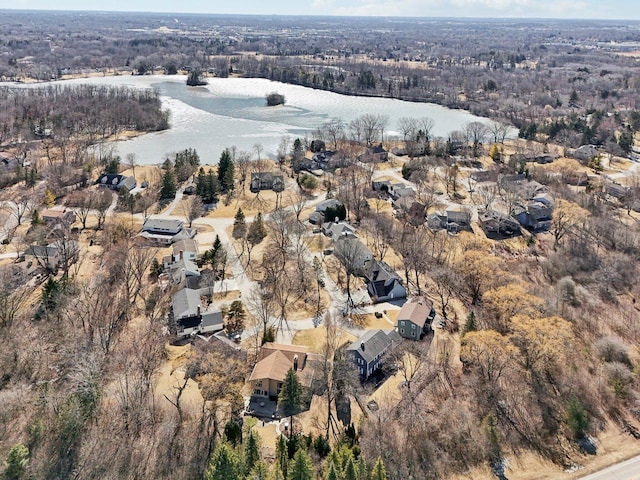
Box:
11;75;495;165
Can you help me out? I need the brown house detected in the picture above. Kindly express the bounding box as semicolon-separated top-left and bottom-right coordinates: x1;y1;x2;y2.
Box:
249;343;312;400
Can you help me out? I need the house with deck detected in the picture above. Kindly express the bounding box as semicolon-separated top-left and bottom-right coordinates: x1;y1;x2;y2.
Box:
169;287;223;338
397;299;436;340
139;218;196;245
96;173;137;191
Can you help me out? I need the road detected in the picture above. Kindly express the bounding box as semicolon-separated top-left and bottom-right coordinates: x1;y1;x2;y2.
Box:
579;455;640;480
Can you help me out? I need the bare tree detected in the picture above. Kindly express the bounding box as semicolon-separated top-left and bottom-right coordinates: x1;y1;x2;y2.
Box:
66;190;93;230
183;195;204;228
322;118;345;151
93;189;114;230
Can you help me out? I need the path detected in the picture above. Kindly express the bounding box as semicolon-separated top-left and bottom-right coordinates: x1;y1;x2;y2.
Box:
579;454;640;480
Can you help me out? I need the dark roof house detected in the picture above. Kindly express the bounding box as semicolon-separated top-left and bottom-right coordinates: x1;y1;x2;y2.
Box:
346;329;400;381
96;173;137;191
250;172;285;193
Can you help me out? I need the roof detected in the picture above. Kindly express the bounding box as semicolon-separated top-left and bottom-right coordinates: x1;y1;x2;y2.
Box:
142;218;184;234
347;329;395;364
201;311;224;330
398;300;434;329
323;221;356;238
171;288;201;319
249;350;296;383
41;209;67;219
172;239;198;256
315;198;342;213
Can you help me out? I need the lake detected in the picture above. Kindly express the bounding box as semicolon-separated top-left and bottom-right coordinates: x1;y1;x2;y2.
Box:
15;75;496;165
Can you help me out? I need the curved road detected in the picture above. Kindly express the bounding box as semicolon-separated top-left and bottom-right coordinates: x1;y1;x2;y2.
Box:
579;455;640;480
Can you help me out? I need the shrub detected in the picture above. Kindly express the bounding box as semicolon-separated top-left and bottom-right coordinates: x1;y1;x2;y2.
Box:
595;336;631;366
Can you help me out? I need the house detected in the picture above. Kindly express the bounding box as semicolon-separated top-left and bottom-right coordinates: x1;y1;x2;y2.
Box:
0;153;20;174
513;201;553;231
164;256;201;286
139;217;196;245
249;343;312;400
478;210;521;237
172;239;199;262
388;183;415;201
25;240;79;271
250;172;285;193
397;299;436;340
364;259;406;303
444;207;471;233
359;144;389;164
169;288;223;338
572;145;599;162
372;179;392;193
315;198;343;215
335;236;374;274
322;220;357;239
347;329;401;381
96;173;137;191
41;209;76;226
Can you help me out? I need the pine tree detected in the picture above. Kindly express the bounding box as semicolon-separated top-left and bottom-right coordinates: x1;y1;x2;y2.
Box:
462;311;477;336
278;369;303;435
247;461;269;480
244;430;261;475
218;148;235;194
5;443;29;480
206;443;240;480
370;458;388;480
160;168;177;200
288;449;313;480
233;208;247;239
247;212;267;246
31;208;43;226
275;435;289;479
344;456;358;480
326;461;340;480
226;300;246;337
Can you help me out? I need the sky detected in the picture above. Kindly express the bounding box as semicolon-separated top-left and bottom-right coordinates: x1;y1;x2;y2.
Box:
2;0;640;20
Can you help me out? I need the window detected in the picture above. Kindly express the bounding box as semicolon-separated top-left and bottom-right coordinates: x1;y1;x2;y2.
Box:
411;331;415;337
400;320;405;326
412;323;416;329
400;328;405;334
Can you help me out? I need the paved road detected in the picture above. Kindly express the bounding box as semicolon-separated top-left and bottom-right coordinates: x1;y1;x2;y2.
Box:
579;455;640;480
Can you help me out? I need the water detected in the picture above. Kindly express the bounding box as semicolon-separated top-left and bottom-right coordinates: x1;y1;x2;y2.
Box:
13;75;496;165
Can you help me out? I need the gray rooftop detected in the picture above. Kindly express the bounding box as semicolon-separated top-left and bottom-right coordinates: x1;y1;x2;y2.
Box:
347;329;395;364
171;288;202;320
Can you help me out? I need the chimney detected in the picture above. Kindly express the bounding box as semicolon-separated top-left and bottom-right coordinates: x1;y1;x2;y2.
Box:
180;251;183;260
293;355;299;371
197;304;201;317
361;342;365;351
335;217;339;224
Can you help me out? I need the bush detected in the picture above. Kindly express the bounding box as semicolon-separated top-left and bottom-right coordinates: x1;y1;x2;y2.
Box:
596;336;631;366
266;92;286;106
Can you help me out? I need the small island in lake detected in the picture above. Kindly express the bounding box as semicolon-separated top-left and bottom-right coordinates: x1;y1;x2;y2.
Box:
266;92;286;106
186;68;207;86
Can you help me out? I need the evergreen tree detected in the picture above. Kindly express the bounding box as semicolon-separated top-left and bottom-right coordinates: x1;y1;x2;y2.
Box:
31;208;43;226
288;449;313;480
42;277;60;311
462;311;477;336
247;461;269;480
206;443;240;480
149;258;162;279
269;463;285;480
244;430;261;475
345;457;358;480
233;208;247;239
278;369;304;435
226;300;246;337
325;461;340;480
247;212;267;246
160;168;177;200
218;148;235;193
370;458;388;480
275;435;289;479
5;443;29;480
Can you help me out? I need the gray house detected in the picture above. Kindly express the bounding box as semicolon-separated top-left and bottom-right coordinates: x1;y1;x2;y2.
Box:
96;173;137;191
140;217;196;245
514;201;553;231
364;260;406;304
170;288;223;338
250;172;285;193
347;329;400;381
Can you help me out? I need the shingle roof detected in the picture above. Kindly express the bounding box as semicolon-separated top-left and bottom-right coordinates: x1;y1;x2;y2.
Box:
397;300;434;329
171;288;201;319
249;350;294;382
346;329;394;364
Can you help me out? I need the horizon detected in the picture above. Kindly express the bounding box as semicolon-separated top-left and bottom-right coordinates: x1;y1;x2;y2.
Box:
2;0;640;21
